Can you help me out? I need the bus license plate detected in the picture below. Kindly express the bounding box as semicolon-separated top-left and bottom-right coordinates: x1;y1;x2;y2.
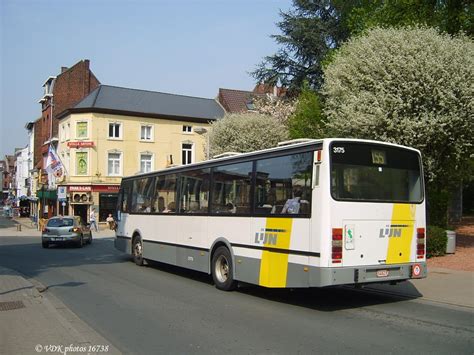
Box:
376;269;389;277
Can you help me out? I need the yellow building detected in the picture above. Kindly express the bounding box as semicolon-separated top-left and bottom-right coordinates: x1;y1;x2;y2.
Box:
56;85;224;223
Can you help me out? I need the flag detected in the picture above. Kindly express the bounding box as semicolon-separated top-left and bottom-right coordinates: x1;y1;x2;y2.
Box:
45;145;65;178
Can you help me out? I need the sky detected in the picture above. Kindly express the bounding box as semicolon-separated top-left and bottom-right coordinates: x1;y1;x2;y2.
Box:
0;0;291;157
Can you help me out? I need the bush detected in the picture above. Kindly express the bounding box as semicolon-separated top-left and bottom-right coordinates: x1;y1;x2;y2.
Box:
208;113;289;157
426;226;447;258
426;186;448;229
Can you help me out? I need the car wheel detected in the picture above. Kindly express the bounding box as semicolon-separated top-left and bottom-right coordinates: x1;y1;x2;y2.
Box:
42;241;48;248
212;246;237;291
133;237;145;266
77;235;84;248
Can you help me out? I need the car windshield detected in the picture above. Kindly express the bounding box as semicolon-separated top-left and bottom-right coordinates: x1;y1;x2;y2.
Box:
47;218;74;227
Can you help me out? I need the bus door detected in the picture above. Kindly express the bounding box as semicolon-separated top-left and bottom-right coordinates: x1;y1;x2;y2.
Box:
177;169;210;272
253;150;314;287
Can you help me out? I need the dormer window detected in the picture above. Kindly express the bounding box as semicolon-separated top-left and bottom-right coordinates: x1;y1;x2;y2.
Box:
42;76;56;97
246;101;256;111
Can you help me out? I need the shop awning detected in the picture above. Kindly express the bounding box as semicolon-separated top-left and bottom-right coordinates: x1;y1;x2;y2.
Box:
36;190;57;200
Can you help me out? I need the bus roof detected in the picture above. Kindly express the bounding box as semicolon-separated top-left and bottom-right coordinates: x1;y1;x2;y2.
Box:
123;138;421;181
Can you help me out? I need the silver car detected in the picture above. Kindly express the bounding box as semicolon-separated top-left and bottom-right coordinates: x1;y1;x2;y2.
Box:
42;216;92;248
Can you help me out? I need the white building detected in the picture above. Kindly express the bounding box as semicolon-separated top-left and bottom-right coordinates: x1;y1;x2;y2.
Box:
25;121;38;218
14;146;29;207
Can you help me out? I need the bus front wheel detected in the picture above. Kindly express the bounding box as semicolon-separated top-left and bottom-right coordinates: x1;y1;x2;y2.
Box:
212;246;236;291
133;237;145;266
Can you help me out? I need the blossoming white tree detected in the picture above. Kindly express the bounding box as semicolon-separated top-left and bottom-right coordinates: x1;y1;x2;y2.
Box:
208;113;289;158
253;95;297;125
323;27;473;190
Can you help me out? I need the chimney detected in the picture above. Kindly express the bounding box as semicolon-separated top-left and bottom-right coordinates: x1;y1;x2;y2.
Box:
61;67;68;73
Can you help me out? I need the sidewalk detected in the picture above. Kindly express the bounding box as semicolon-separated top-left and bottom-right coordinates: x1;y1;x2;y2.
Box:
364;267;474;308
0;266;121;355
0;217;120;354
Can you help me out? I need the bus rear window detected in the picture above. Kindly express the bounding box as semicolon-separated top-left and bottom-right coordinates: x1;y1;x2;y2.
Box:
330;142;423;203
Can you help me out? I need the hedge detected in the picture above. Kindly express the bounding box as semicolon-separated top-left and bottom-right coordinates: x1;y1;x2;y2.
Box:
426;226;448;258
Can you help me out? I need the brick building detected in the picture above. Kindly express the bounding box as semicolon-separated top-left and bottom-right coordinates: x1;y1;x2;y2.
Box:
34;59;100;218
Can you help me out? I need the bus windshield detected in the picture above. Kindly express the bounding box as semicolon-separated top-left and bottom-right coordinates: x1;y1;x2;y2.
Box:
330;142;423;203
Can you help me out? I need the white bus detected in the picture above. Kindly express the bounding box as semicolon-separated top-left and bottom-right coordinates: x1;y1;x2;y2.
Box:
115;139;426;291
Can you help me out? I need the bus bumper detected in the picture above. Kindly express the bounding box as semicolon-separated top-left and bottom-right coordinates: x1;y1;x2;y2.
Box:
309;262;427;287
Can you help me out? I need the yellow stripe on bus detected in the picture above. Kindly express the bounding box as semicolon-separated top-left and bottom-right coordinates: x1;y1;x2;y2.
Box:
259;218;293;287
386;204;416;264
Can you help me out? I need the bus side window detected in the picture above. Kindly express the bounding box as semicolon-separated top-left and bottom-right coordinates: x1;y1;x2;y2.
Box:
211;162;252;215
120;181;132;213
179;169;210;214
154;174;177;214
255;152;313;217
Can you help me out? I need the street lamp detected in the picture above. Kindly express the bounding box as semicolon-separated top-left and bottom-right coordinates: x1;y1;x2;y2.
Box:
193;126;210;160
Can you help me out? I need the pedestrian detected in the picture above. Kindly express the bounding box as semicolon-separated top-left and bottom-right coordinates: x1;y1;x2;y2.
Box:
89;208;98;232
106;213;116;230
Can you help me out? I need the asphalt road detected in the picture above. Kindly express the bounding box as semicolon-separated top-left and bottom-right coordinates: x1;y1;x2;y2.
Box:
0;222;473;354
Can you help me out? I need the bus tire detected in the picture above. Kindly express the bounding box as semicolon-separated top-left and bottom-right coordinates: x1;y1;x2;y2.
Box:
212;246;236;291
132;237;145;266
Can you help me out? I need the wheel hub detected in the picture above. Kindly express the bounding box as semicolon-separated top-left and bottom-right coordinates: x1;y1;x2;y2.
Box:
215;255;229;283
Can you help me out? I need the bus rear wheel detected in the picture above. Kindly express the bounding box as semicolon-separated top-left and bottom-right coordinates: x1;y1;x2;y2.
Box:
133;237;145;266
212;246;236;291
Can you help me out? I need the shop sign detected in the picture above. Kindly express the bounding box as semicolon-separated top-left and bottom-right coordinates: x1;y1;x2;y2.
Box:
68;185;92;192
58;186;67;199
93;185;120;192
67;141;95;149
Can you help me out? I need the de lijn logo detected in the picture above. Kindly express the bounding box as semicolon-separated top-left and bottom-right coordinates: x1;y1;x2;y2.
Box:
254;228;286;246
379;225;407;238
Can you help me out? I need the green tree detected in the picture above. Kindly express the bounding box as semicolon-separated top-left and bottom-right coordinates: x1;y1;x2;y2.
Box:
251;0;353;92
323;27;473;224
347;0;473;36
208;113;289;157
288;83;325;139
252;0;471;97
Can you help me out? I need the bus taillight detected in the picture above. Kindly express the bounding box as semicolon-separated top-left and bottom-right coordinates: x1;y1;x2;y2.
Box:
417;228;425;259
332;228;343;263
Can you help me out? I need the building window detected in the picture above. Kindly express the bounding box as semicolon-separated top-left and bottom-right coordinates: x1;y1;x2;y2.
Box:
76;152;88;175
108;123;121;139
140;153;153;173
140;125;153;141
246;101;256;111
182;125;192;133
66;123;70;141
182;143;193;165
108;152;121;176
76;122;88;138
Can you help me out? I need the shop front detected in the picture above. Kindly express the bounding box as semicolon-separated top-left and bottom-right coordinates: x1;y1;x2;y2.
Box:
64;184;119;224
36;187;57;219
